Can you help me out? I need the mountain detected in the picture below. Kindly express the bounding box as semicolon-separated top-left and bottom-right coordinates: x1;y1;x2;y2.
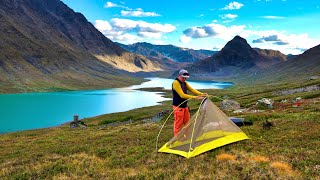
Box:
254;48;288;65
230;44;320;85
186;36;288;77
258;44;320;80
117;42;217;63
0;0;162;93
116;42;179;70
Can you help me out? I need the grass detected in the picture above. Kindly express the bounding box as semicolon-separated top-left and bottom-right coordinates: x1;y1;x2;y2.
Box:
0;80;319;179
216;153;236;161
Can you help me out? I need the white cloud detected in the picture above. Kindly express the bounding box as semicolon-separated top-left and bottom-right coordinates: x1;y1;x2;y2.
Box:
104;2;130;10
137;21;176;33
110;18;139;30
252;33;319;53
95;20;113;31
121;10;161;17
108;18;176;33
182;23;245;40
247;29;320;54
138;32;162;39
95;20;124;38
104;2;161;17
104;2;117;8
111;33;141;43
94;18;175;43
104;31;124;37
180;35;191;43
220;14;238;19
252;35;286;43
221;2;244;10
261;16;285;19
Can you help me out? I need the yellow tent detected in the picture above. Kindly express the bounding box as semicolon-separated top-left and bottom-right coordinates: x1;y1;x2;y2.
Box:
158;98;249;158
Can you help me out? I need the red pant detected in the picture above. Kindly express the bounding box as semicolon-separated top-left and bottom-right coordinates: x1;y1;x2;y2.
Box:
173;106;190;136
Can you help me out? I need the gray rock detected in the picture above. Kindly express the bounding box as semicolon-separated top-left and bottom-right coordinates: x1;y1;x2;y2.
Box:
256;98;274;108
310;76;320;80
294;97;302;102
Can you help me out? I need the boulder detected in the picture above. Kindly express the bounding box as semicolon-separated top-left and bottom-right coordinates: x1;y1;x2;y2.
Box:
256;98;274;108
294;97;302;102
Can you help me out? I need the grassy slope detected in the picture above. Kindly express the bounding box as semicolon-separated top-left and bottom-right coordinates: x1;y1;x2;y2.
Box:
0;81;319;179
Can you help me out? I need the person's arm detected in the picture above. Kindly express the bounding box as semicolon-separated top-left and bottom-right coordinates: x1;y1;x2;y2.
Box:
172;80;196;99
185;82;203;96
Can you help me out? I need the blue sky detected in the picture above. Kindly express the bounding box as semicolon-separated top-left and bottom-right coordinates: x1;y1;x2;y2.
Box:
61;0;320;55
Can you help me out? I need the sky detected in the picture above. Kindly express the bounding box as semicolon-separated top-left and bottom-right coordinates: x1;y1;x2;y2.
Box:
61;0;320;55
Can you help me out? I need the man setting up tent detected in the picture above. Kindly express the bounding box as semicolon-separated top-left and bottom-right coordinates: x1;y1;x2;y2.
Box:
157;69;249;158
172;69;208;136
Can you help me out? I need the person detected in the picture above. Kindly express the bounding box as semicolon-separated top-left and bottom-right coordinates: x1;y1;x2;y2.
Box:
172;69;208;136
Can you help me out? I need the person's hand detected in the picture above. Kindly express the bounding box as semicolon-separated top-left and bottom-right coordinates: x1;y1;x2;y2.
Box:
195;96;205;100
200;93;208;97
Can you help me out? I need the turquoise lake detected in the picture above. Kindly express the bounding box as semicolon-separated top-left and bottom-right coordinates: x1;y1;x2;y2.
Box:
0;78;233;133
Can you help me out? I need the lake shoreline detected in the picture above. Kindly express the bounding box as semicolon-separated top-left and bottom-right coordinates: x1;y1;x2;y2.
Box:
0;78;149;95
0;78;231;134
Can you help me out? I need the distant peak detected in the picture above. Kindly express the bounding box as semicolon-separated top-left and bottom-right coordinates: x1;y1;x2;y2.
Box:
136;42;152;45
231;35;247;42
222;35;251;50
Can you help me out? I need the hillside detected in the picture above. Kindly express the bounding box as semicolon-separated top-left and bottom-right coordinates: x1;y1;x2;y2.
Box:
118;42;217;63
239;44;320;84
0;81;319;179
0;0;162;93
254;48;288;65
275;44;320;74
116;42;179;71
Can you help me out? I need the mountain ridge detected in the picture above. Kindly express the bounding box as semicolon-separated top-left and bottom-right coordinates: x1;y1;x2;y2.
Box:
117;42;217;64
0;0;162;93
185;36;289;78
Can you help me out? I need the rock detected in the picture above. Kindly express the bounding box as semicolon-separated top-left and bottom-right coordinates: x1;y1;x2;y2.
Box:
256;98;274;108
221;99;241;111
294;97;302;102
309;76;320;80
